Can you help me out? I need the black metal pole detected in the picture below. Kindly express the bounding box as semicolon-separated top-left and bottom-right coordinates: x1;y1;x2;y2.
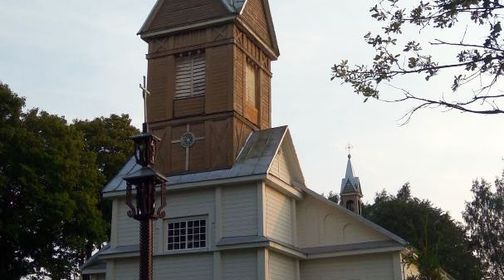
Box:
139;218;153;280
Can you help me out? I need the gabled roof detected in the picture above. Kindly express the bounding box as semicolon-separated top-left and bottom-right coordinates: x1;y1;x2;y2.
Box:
138;0;279;58
303;187;408;246
103;126;295;196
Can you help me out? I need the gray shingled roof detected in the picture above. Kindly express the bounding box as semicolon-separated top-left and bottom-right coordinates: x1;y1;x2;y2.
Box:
222;0;247;12
102;126;288;195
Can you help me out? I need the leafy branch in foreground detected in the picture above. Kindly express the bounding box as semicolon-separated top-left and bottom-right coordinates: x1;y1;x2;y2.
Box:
332;0;504;121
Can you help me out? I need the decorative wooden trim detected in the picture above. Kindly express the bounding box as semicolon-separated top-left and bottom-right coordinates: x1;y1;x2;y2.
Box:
393;252;403;280
105;259;115;280
215;187;222;241
103;175;265;199
295;259;301;280
155;217;163;255
147;111;260;132
140;16;236;40
306;246;404;260
291;198;297;246
265;175;304;200
268;241;306;259
110;199;119;247
148;111;235;130
257;182;265;236
147;39;234;60
213;251;222;280
256;248;272;280
234;38;272;76
235;18;278;60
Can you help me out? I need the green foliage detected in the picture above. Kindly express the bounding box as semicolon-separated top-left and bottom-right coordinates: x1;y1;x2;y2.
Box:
73;115;139;183
0;83;107;279
463;173;504;279
0;83;138;279
326;191;340;204
364;183;481;279
332;0;504;119
73;115;139;241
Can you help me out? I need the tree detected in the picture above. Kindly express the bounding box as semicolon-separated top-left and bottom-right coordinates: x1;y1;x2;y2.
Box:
364;183;482;279
0;83;108;279
73;114;139;257
73;115;139;184
326;191;340;204
463;173;504;279
332;0;504;122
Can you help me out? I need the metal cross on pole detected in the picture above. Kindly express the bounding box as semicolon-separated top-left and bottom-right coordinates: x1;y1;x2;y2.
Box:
123;75;168;280
139;76;150;132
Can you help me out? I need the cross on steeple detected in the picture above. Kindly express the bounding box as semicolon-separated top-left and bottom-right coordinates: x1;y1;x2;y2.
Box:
139;76;150;132
345;143;354;158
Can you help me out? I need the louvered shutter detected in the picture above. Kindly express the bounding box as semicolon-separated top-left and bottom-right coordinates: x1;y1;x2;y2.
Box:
176;54;206;97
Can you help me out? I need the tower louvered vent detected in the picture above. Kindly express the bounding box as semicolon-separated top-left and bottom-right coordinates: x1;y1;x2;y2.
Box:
175;54;206;97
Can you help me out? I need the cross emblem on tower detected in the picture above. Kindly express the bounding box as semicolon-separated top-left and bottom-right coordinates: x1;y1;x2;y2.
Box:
171;124;205;171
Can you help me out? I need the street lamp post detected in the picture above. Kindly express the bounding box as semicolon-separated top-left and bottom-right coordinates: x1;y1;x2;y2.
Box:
124;126;167;280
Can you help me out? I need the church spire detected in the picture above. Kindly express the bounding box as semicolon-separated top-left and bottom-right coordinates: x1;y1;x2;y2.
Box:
345;154;355;179
339;151;363;215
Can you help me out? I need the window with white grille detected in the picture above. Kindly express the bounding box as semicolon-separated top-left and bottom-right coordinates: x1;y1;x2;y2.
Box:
167;217;207;251
175;53;206;97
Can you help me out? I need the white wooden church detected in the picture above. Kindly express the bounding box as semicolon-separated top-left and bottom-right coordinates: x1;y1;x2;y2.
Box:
81;0;420;279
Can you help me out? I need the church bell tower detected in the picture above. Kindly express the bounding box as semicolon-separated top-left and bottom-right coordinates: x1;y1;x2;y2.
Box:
340;154;363;215
138;0;279;175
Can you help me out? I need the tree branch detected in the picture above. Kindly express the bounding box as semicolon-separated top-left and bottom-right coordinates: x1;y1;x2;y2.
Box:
382;86;504;124
430;39;504;53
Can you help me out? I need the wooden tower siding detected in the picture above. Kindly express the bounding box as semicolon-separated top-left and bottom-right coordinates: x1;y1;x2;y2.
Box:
142;0;278;175
146;0;231;33
239;0;273;47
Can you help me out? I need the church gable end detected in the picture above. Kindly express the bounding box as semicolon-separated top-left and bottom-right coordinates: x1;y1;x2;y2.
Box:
296;190;407;250
268;130;305;187
238;0;279;57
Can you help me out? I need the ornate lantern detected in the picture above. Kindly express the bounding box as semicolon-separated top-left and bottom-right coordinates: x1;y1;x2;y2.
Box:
132;131;159;167
124;130;167;280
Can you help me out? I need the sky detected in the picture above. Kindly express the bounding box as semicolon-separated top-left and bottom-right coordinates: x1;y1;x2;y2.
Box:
1;0;503;221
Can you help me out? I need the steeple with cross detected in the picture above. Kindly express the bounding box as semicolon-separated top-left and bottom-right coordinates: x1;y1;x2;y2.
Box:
339;144;363;215
136;0;280;175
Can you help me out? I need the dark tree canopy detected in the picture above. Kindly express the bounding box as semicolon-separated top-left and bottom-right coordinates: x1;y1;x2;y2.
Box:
73;115;139;184
0;83;138;279
0;84;107;279
364;183;482;280
326;191;340;204
463;173;504;279
73;114;139;243
332;0;504;122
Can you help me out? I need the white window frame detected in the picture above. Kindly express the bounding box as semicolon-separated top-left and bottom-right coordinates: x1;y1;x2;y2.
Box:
164;216;208;253
175;53;206;98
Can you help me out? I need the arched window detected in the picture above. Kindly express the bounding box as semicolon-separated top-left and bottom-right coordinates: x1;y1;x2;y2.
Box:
346;200;355;212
